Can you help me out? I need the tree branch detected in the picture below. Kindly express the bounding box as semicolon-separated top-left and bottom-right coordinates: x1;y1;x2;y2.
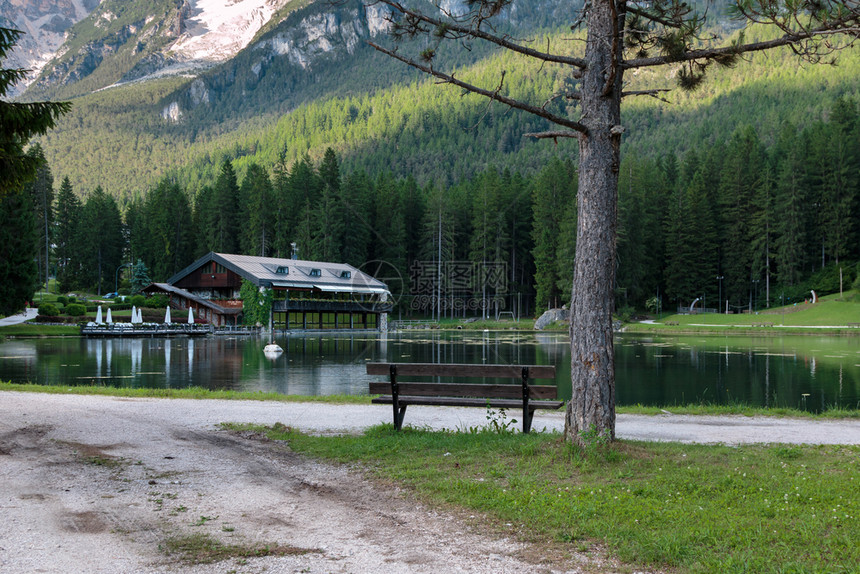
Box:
371;0;587;68
367;41;588;135
621;88;672;102
523;130;581;140
624;22;860;69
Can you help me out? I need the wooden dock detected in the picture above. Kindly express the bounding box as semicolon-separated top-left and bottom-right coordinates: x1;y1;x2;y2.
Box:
80;323;213;338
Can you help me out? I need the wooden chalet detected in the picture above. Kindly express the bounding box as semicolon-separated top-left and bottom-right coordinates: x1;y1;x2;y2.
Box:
144;252;392;330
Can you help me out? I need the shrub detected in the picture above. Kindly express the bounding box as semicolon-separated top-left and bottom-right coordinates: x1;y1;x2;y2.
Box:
145;294;168;308
38;303;60;317
65;304;86;317
56;296;68;306
67;296;77;303
130;295;146;307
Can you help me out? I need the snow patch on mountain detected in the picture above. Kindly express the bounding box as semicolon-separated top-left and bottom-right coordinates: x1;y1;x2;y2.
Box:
168;0;291;62
2;0;101;96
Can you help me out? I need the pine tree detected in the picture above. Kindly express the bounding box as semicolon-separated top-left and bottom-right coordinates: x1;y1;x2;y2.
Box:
77;187;124;294
0;27;70;199
719;127;763;308
339;170;374;267
145;178;194;280
0;187;39;314
54;176;81;293
212;159;240;253
23;144;54;293
239;163;274;257
774;128;807;287
532;158;575;310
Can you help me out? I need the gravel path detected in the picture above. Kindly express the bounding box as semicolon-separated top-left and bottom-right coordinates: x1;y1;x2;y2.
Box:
1;391;858;574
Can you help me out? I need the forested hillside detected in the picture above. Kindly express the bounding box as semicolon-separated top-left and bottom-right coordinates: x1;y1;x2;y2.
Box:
36;19;860;202
22;2;860;318
43;93;858;321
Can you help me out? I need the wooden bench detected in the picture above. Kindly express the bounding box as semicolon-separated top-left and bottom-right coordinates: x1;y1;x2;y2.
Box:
367;363;561;433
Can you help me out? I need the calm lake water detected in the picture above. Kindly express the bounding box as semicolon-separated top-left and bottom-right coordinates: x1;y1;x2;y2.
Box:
1;331;858;411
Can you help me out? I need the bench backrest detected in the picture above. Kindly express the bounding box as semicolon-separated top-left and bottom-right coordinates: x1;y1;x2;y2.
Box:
367;363;558;400
366;362;556;379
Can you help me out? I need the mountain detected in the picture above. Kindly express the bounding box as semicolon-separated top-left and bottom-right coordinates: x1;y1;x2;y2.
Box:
10;0;303;99
0;0;101;97
19;0;860;200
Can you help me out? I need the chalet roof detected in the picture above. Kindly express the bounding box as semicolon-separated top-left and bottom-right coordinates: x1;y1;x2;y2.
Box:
167;252;389;295
144;283;241;315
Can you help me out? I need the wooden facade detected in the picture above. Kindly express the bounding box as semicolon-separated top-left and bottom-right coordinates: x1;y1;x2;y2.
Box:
148;252;392;330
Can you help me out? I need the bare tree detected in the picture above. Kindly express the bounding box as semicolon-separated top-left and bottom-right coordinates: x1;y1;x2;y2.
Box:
366;0;860;445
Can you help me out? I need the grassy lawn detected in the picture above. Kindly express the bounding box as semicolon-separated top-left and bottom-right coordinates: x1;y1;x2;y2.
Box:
627;294;860;335
0;324;81;337
0;382;370;403
234;423;859;574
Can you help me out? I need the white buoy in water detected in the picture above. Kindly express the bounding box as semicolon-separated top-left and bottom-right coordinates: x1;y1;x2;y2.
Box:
263;343;283;358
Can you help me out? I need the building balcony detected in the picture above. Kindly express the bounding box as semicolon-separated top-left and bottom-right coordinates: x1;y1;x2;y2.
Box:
273;299;393;314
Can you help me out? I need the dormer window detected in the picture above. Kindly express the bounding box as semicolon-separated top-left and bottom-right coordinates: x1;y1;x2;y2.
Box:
276;266;288;274
309;269;321;277
340;271;351;279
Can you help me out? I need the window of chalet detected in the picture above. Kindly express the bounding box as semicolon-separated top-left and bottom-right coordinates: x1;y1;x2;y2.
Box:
310;269;321;277
276;266;288;274
340;270;351;279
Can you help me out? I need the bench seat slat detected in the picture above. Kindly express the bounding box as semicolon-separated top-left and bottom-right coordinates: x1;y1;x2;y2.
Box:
368;381;558;400
366;362;556;379
372;396;564;410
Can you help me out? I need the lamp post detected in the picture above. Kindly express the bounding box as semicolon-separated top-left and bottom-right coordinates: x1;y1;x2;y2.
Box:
115;262;132;295
716;275;724;314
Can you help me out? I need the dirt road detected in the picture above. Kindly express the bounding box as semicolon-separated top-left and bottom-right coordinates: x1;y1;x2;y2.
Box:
2;392;857;573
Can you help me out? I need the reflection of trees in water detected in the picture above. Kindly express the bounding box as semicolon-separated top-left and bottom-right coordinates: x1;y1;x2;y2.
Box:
534;333;568;362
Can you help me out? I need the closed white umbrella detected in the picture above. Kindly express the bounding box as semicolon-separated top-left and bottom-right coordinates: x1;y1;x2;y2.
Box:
188;308;194;324
165;307;171;324
106;308;113;324
95;306;103;325
131;306;137;324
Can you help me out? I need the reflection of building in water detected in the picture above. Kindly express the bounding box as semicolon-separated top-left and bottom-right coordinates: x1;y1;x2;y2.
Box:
187;339;194;374
131;339;142;374
144;252;391;331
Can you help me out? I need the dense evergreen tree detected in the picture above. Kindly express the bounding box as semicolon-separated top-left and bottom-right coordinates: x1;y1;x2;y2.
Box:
212;159;240;254
77;187;124;294
192;185;216;256
23;145;54;293
54;176;81;293
719;127;764;309
312;150;345;262
339;170;374;267
0;186;39;313
143;178;194;281
531;158;575;310
0;27;70;199
239;163;274;257
773;128;808;287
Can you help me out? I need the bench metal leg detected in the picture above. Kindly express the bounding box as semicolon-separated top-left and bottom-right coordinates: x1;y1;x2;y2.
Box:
523;408;534;434
394;404;408;431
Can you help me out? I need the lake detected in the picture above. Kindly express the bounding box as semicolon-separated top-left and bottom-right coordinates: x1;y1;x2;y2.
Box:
1;331;858;411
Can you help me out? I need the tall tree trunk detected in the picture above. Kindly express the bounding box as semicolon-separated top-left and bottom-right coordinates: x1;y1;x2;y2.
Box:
565;0;623;444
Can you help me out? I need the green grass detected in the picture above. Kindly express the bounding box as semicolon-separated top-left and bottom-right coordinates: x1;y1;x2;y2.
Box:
238;423;859;573
162;532;314;564
0;324;81;337
627;295;860;334
0;381;371;404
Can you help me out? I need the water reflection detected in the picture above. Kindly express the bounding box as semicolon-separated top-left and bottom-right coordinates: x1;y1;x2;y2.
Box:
0;332;858;411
